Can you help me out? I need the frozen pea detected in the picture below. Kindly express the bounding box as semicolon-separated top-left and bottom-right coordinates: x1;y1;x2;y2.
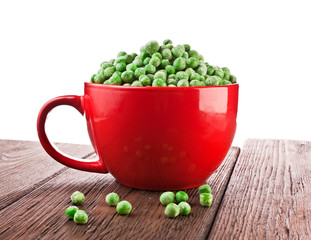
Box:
123;83;131;86
162;48;172;60
168;84;176;87
205;76;221;86
117;51;127;57
145;64;156;74
108;59;115;65
125;54;134;64
103;79;110;84
214;69;225;79
115;62;126;72
177;79;189;87
121;71;135;83
104;67;116;78
166;44;173;50
113;71;121;77
163;39;172;45
222;67;230;73
126;63;137;72
190;73;200;80
131;53;138;59
109;75;122;85
94;73;105;84
131;80;143;86
176;71;189;81
196;64;207;76
65;206;79;219
187;57;200;69
189;50;200;59
173;57;187;70
132;58;143;67
160;44;168;51
182;52;189;59
101;63;113;70
178;202;191;216
139;75;151;86
116;200;132;215
200;193;213;207
199;75;205;81
115;56;127;64
152;52;162;60
229;74;237;83
185;68;195;77
207;65;215;75
223;71;230;80
73;210;88;224
152;78;167;87
184;44;191;52
168;74;176;79
140;51;149;61
219;79;232;85
190;80;203;87
154;71;167;81
134;67;146;78
176;44;185;51
147;74;154;81
175;191;189;203
143;57;151;65
71;191;85;205
145;40;160;55
167;79;177;85
105;193;120;206
198;54;204;61
90;74;96;83
149;57;161;67
171;46;183;58
165;65;175;75
160;191;175;206
160;59;170;68
165;203;180;218
140;45;145;53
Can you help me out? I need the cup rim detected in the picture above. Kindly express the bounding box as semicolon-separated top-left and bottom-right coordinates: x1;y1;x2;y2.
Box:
85;82;239;90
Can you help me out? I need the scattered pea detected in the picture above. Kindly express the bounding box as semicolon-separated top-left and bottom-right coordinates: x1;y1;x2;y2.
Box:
105;193;120;206
116;201;132;215
73;210;88;224
65;206;79;219
178;202;191;215
159;191;175;206
71;191;85;205
198;184;212;194
164;203;180;218
200;193;213;207
175;191;189;203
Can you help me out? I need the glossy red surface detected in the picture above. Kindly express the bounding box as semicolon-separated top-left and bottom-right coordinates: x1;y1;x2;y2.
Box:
37;82;239;190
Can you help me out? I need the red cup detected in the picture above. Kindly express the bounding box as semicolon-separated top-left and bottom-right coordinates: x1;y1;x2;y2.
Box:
37;82;238;190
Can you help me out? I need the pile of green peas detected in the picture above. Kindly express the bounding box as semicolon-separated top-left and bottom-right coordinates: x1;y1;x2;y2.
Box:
65;191;88;224
159;184;213;218
90;39;237;87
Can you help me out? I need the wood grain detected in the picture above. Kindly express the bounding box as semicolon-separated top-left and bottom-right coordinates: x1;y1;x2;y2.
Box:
208;139;311;240
0;140;94;210
0;143;240;240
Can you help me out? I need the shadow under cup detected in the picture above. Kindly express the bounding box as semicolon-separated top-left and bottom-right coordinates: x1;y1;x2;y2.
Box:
37;82;239;190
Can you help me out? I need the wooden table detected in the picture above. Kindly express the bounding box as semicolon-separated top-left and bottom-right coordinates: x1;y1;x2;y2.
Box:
0;139;310;239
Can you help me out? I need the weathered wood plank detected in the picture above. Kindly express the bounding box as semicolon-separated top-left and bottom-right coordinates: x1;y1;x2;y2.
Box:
0;140;94;210
208;139;311;240
0;145;239;240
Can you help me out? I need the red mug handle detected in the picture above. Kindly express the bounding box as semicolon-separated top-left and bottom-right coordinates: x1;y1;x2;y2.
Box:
37;95;108;173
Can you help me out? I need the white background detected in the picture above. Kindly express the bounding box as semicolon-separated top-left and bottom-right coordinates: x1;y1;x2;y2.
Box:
1;0;311;148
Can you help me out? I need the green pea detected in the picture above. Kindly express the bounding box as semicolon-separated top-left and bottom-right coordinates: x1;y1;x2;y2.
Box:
65;206;79;219
131;53;138;59
187;57;199;69
223;71;230;80
145;64;156;74
188;50;200;59
159;191;175;205
152;52;162;60
196;64;207;76
185;68;195;77
131;80;143;86
219;79;232;85
117;51;127;57
200;193;213;207
163;39;172;45
160;44;168;51
132;58;143;68
147;74;154;81
115;56;127;64
140;51;149;61
121;71;135;83
162;48;172;60
94;74;105;84
184;44;191;52
168;84;176;87
125;54;134;64
143;57;151;65
104;67;116;78
90;74;96;83
71;191;85;205
165;203;180;218
165;65;175;75
166;44;173;50
105;193;120;206
171;46;183;58
140;45;145;53
152;78;167;87
139;75;151;86
214;69;225;79
116;200;132;215
182;52;189;59
168;74;176;79
198;54;204;61
145;40;160;55
176;71;189;81
229;74;237;83
206;65;215;75
115;62;126;72
113;71;121;77
190;73;200;80
177;79;189;87
167;79;177;85
175;191;189;203
134;67;146;78
173;57;187;70
149;57;161;67
123;83;131;86
73;210;88;224
198;184;212;194
108;59;115;65
154;71;167;81
190;80;203;87
109;75;122;85
101;63;113;70
205;76;220;86
126;63;137;72
178;202;191;216
103;79;110;84
160;59;170;68
222;67;230;73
